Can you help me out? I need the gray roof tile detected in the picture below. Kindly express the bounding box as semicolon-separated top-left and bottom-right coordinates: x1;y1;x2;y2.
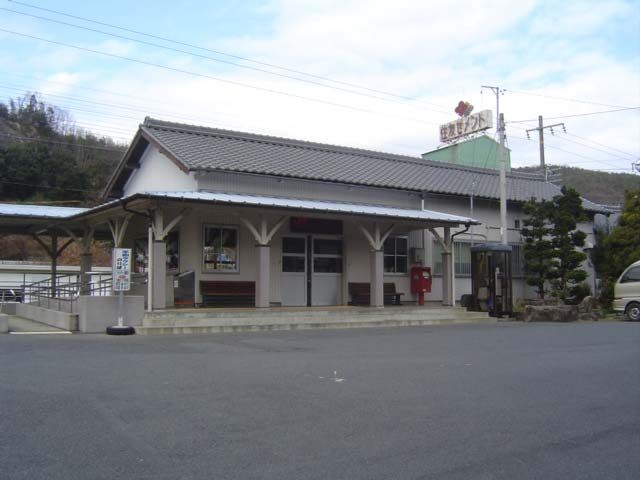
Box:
139;118;609;213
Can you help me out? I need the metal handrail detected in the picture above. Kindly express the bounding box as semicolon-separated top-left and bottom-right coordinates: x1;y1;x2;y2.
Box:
5;272;123;313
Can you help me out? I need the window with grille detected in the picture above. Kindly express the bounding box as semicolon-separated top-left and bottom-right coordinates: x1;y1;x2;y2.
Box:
383;236;408;274
511;244;524;277
432;240;471;275
433;241;523;277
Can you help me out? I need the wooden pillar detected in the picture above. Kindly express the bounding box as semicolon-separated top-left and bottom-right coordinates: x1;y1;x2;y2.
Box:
51;233;58;298
152;239;167;309
370;249;384;307
79;227;95;296
239;215;288;308
149;208;186;310
256;245;271;308
442;227;453;306
79;252;93;295
32;231;74;300
355;221;395;308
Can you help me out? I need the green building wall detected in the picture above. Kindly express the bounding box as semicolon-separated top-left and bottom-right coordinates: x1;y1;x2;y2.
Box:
422;135;511;171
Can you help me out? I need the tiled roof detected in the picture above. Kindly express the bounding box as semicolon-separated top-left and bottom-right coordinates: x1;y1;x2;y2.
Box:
138;118;609;213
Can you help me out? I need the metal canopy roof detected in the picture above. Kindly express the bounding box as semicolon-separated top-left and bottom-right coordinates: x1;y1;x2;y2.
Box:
132;190;479;225
0;190;477;230
0;204;88;219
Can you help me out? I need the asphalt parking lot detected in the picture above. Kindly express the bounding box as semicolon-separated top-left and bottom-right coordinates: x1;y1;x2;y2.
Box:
1;322;639;480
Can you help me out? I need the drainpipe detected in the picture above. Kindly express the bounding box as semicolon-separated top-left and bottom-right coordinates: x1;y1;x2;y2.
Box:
450;223;472;306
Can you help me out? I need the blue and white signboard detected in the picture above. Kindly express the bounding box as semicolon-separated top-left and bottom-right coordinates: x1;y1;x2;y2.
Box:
112;248;132;292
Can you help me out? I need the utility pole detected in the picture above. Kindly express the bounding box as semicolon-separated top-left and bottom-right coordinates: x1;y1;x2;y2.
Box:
526;116;566;181
481;85;508;245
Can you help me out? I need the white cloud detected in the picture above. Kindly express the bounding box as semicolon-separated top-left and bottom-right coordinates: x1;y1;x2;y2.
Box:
4;0;637;173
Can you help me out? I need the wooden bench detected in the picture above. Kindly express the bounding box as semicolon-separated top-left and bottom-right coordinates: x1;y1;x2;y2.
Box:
200;281;256;307
348;282;404;306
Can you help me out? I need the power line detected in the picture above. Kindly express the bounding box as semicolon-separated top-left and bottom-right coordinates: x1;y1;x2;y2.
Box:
2;84;445;155
0;71;204;112
563;131;638;159
0;133;126;151
0;28;443;128
507;107;640;123
4;80;635;173
0;83;315;140
0;82;246;127
0;179;101;194
508;123;639;162
549;134;636;162
11;80;633;175
2;7;453;114
504;88;631;109
7;0;451;110
507;134;626;170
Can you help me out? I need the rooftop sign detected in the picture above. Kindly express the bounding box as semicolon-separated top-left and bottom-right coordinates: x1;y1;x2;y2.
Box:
440;110;493;143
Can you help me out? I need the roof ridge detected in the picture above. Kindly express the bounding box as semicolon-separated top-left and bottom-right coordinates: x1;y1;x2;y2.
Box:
143;117;547;181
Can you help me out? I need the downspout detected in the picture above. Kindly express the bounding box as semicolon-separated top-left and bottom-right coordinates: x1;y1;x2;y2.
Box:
449;223;472;306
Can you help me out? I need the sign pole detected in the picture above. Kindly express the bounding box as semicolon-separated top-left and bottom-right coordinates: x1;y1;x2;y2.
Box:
117;290;124;327
499;113;507;245
107;247;135;335
481;86;508;245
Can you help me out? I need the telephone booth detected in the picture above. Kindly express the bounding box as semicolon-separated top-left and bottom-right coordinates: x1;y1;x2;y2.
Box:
470;244;512;317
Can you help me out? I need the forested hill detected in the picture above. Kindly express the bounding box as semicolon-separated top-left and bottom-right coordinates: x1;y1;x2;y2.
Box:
514;166;640;207
0;94;126;205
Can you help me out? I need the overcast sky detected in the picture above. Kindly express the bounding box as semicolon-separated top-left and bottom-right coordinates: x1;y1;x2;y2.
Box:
1;0;638;173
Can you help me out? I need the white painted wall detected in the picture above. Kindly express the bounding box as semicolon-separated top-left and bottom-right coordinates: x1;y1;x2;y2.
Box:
197;170;421;209
123;146;197;196
118;161;600;306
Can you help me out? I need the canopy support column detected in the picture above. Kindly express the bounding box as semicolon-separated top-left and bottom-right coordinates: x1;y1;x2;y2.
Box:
149;208;186;310
32;231;74;298
239;215;288;308
429;226;454;306
355;222;395;307
61;225;95;296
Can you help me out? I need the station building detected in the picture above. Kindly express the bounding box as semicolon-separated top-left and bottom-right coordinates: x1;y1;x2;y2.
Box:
0;118;609;330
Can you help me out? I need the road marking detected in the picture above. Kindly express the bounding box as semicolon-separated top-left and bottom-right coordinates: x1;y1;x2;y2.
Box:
318;370;346;382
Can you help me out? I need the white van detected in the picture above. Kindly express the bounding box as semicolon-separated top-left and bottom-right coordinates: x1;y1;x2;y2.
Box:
614;260;640;321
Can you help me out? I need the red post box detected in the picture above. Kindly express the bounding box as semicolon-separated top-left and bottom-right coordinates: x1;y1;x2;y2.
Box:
411;266;432;306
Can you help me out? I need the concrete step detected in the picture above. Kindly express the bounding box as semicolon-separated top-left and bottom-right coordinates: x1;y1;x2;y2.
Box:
143;306;475;324
143;311;491;328
136;315;495;335
138;307;493;335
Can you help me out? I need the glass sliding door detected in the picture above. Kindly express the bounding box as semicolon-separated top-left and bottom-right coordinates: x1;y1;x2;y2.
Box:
311;236;343;306
281;236;307;306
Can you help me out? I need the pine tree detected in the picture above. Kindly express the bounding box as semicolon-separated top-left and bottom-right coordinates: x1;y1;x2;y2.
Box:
548;186;587;301
521;198;553;299
605;189;640;277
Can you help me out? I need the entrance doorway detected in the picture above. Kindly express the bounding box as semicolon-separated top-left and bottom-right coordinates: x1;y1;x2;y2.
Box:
281;235;343;306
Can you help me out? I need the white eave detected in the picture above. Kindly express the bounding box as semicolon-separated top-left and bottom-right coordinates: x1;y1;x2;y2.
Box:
137;190;479;225
0;204;88;218
0;191;479;226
